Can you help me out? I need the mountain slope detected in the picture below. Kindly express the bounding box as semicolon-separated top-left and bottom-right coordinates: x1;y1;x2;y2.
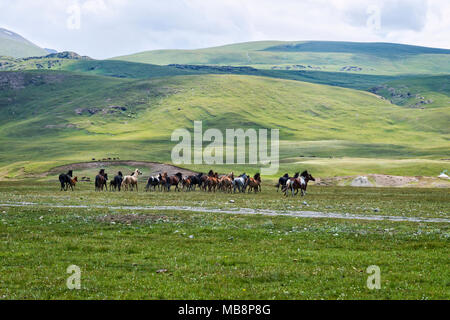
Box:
0;28;48;58
0;70;448;178
113;40;450;75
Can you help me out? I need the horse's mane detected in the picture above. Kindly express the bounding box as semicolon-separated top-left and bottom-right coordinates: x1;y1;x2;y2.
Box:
197;172;203;178
176;172;183;178
254;173;260;180
300;170;308;177
67;170;73;177
208;170;214;177
294;172;300;178
99;169;105;175
130;172;135;176
283;173;289;178
118;171;123;176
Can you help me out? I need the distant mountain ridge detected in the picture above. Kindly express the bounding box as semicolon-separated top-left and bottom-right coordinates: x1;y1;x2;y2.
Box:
263;41;450;56
114;40;450;75
0;28;48;58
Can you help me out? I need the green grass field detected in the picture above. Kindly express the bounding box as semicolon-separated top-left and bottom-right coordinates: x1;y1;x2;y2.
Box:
0;181;448;299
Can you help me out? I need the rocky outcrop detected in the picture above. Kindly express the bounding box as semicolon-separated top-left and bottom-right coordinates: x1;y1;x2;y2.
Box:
21;51;92;61
74;105;127;116
340;66;362;72
168;64;258;73
0;72;65;90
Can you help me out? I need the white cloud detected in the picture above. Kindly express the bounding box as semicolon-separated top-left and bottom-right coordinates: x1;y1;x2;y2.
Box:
0;0;448;59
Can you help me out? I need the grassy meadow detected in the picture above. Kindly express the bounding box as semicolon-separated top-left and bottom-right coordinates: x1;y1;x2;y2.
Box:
0;180;448;299
0;71;448;180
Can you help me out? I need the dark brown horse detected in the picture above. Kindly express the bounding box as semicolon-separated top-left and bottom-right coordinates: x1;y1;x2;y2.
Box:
200;170;214;191
95;169;108;191
160;172;168;191
165;172;183;191
247;173;261;193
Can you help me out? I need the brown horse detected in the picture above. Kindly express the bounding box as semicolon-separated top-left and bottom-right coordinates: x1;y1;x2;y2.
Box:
165;172;183;191
200;170;214;191
66;176;78;191
218;172;234;193
181;176;193;191
122;169;142;191
205;172;219;192
247;173;261;193
160;172;168;191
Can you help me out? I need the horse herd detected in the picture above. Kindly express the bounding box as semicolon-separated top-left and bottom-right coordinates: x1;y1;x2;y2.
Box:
58;168;315;196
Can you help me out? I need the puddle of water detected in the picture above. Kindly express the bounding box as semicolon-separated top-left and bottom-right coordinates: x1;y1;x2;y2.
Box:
0;202;448;223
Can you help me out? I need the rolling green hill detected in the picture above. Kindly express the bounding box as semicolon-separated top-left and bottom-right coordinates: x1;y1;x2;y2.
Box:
0;54;426;92
0;70;448;179
113;40;450;75
0;28;48;58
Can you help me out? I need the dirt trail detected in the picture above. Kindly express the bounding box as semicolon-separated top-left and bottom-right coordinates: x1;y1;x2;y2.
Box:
1;202;448;223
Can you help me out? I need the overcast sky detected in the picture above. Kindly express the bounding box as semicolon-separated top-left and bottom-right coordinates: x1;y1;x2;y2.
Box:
1;0;449;59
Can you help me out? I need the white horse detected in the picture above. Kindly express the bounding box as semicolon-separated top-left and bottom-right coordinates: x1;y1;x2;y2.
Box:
232;173;248;193
121;169;142;191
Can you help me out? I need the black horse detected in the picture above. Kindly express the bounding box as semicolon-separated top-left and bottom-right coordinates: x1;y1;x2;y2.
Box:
187;173;203;191
59;170;73;191
275;173;289;192
276;172;299;192
110;171;123;191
